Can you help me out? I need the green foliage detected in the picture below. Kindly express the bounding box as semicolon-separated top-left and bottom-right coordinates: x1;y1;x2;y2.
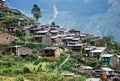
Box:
14;30;25;37
51;21;56;25
0;11;5;17
13;69;23;75
59;45;66;50
89;40;96;46
2;69;12;74
31;4;42;20
34;59;40;65
56;54;76;72
96;36;113;47
84;58;103;69
23;67;31;73
15;76;24;81
33;73;86;81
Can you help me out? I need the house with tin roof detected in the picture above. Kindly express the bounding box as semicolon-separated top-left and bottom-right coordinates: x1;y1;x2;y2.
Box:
89;47;109;59
100;54;120;68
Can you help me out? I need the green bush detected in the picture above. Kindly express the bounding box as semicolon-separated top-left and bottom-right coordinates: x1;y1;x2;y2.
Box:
23;67;31;73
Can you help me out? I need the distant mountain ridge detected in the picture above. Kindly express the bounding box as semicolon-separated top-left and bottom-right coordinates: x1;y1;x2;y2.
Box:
77;0;120;42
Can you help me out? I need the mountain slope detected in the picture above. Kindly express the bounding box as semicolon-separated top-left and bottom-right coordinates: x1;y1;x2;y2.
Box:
76;0;120;42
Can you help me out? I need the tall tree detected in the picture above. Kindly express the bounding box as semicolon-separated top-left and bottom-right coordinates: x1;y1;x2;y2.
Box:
31;4;42;20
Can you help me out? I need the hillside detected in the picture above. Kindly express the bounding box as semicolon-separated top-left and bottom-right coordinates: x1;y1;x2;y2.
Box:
0;9;37;30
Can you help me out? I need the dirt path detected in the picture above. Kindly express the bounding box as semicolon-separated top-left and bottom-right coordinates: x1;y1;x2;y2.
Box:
54;54;70;71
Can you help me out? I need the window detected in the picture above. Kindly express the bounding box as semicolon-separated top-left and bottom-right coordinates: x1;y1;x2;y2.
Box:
6;37;8;39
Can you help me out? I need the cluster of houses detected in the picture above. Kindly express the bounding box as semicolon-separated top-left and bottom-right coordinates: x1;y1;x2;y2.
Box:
0;21;120;81
0;23;120;67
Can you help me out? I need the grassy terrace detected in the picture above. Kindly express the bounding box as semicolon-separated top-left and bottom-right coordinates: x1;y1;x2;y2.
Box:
0;53;86;81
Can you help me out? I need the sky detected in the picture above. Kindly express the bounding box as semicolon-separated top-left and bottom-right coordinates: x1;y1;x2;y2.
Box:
5;0;112;25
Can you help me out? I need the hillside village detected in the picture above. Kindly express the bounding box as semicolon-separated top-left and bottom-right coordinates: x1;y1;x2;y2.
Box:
0;0;120;81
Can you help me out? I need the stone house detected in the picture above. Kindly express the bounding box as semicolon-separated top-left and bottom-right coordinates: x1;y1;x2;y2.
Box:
49;30;59;36
78;66;93;74
58;28;66;35
17;18;28;27
68;29;80;37
67;43;83;53
62;37;74;45
34;35;52;45
0;32;14;45
43;47;63;57
9;45;32;56
51;36;62;45
22;25;39;35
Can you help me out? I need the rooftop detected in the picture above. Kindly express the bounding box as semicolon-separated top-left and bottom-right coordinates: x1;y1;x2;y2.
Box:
44;47;59;50
67;43;83;46
36;30;48;33
64;37;74;39
11;45;23;48
81;66;93;69
101;67;114;71
90;49;104;53
50;30;59;33
101;54;113;57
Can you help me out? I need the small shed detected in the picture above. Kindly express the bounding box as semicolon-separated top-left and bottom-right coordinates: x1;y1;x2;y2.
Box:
43;47;63;57
0;32;14;45
78;66;93;74
9;45;32;56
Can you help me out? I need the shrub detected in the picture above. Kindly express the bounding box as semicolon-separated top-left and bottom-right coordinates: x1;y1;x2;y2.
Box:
23;67;30;73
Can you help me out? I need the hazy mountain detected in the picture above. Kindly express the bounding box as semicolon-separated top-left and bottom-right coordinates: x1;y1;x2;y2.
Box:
78;0;120;42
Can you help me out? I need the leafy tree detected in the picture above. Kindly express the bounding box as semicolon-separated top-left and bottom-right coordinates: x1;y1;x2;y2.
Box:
51;21;55;25
31;4;42;20
89;40;96;46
